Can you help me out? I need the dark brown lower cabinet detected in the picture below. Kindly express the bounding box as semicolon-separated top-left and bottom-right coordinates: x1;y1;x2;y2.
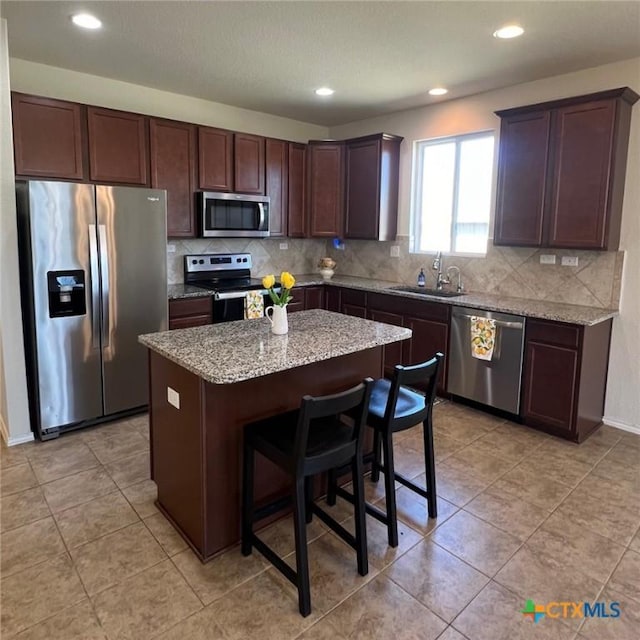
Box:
168;297;212;330
287;299;305;313
324;286;341;312
340;289;367;319
368;308;405;379
521;318;612;442
304;286;325;310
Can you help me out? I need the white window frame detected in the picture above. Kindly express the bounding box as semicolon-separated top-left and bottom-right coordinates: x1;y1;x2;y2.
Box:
410;130;496;257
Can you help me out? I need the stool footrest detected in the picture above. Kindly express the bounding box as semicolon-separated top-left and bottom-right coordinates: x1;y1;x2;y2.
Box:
375;464;431;500
310;502;357;550
253;495;292;523
252;535;298;585
334;485;388;526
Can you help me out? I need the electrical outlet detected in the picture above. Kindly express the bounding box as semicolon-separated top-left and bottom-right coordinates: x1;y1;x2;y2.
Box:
167;386;180;410
279;242;288;250
539;254;556;265
390;245;400;258
561;256;579;267
166;244;176;253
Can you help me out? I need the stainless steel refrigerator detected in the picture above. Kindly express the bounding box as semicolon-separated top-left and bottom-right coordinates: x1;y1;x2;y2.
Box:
16;180;168;440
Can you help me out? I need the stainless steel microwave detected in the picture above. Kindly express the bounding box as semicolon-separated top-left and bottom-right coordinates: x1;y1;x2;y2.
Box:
198;192;270;238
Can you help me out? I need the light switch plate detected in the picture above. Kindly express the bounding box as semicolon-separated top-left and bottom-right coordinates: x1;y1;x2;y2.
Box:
279;242;288;250
167;386;180;410
561;256;579;267
540;254;556;265
390;245;400;258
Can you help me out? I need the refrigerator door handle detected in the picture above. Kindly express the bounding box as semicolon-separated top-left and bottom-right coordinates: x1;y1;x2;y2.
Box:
98;224;110;348
88;224;101;349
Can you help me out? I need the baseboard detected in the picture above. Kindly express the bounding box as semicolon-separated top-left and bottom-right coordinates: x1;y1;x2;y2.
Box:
603;416;640;436
0;414;8;445
0;414;35;447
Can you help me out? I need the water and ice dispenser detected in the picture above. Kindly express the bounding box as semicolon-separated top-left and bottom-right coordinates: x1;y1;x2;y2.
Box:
47;270;86;318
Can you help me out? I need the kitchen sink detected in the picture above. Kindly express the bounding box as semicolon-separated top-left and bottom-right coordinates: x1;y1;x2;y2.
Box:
389;285;466;298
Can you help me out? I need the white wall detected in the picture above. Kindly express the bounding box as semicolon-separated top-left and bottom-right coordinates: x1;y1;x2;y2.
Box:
330;57;640;431
0;19;32;445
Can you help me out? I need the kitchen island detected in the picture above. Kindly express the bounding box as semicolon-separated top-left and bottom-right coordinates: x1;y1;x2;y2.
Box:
139;309;411;561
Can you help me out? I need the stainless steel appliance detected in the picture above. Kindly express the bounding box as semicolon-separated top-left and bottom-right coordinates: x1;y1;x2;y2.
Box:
184;253;278;322
447;306;525;414
198;192;270;238
17;180;168;440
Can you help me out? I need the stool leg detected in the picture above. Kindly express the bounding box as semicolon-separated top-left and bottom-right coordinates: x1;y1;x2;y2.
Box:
293;477;311;616
241;438;254;556
326;468;337;506
351;455;368;576
422;418;438;518
304;476;314;524
370;428;382;482
382;432;399;547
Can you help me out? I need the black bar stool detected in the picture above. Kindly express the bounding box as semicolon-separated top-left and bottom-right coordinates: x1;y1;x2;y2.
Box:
241;378;374;617
328;354;443;548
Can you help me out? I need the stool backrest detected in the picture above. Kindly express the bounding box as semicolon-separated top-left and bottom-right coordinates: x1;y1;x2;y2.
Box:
294;378;374;472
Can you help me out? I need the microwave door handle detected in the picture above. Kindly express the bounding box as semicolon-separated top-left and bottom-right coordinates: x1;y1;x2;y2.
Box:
88;225;100;349
98;224;110;348
257;203;266;231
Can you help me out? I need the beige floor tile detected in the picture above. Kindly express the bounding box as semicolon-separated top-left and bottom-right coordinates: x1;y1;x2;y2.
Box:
433;463;491;507
437;627;468;640
1;462;38;497
516;448;592;486
628;528;640;553
586;425;624;448
321;574;447;640
386;539;488;623
92;559;202;640
54;491;139;549
0;554;86;637
433;433;468;462
296;617;347;640
0;443;29;469
1;517;66;577
443;446;516;484
579;587;638;640
392;442;431;480
450;406;506;431
471;426;544;463
256;513;327;558
121;479;159;518
431;510;522;576
0;486;50;533
42;467;117;513
452;580;575;640
590;455;640;488
537;436;613;467
434;413;496;445
208;570;321;639
13;599;106;640
85;430;149;465
154;605;227;640
597;441;640;469
491;465;573;511
144;512;188;556
172;543;268;605
394;482;459;535
104;452;150;489
525;511;626;583
28;441;100;484
464;487;549;541
71;521;165;595
607;549;640;603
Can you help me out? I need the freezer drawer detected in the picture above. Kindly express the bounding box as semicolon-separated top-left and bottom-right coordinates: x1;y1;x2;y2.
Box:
447;306;525;414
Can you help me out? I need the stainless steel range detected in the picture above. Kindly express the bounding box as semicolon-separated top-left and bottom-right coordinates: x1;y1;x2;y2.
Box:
184;253;278;322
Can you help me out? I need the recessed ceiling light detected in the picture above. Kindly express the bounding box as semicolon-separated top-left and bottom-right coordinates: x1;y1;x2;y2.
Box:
71;13;103;30
428;87;448;96
493;25;524;39
315;87;334;97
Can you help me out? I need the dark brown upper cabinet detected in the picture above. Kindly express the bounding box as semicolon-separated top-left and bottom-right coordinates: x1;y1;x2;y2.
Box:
287;142;307;238
198;126;233;191
344;133;403;240
87;107;149;185
307;141;345;238
150;118;197;237
265;138;288;237
494;87;639;250
12;93;86;180
234;133;265;194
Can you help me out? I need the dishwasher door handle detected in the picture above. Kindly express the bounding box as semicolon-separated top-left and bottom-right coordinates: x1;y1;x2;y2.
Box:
452;312;524;331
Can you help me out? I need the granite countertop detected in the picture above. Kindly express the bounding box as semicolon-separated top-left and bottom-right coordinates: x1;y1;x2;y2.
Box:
139;308;411;384
167;274;617;326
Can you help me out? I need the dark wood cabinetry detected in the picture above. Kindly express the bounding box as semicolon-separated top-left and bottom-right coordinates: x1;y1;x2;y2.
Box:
168;297;212;330
12;93;86;180
521;318;612;442
150;119;197;237
340;288;367;318
307;141;345;237
287;143;307;238
265;139;288;237
87;107;149;185
234;133;265;194
494;87;638;250
304;286;325;310
198;126;233;191
344;133;403;240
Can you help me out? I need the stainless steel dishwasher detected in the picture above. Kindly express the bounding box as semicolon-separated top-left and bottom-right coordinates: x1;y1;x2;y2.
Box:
447;306;526;414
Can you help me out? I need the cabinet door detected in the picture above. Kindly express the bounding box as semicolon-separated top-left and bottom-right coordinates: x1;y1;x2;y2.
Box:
308;142;344;237
12;93;85;180
522;341;578;432
304;286;325;310
150;119;197;237
494;111;550;246
287;299;305;314
547;100;616;249
345;138;381;239
403;316;448;393
198;127;233;191
87;107;148;185
265;139;288;236
234;133;265;194
324;286;341;312
288;143;307;237
368;309;404;378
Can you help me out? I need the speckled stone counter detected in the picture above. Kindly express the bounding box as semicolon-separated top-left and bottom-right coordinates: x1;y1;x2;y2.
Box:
167;283;212;300
140;308;411;384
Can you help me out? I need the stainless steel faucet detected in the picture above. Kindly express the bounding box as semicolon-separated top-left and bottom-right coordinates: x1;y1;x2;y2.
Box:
445;266;464;293
432;252;464;292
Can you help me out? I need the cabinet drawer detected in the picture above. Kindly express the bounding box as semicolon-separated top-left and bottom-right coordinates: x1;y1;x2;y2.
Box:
526;319;580;349
169;314;212;330
169;297;212;320
398;297;450;323
340;289;367;307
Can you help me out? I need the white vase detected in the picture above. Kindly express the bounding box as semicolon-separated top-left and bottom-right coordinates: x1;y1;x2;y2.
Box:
266;304;288;335
319;268;335;281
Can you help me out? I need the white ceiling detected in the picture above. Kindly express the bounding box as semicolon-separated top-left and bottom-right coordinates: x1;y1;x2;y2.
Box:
2;1;639;126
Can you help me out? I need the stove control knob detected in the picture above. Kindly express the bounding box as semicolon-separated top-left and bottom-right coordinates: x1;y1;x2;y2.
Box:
191;259;197;264
199;259;204;264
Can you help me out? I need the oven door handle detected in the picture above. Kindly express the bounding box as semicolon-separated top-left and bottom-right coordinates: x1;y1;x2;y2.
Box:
214;287;281;301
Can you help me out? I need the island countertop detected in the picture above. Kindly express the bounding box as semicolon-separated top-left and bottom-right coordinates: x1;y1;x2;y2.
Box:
139;308;411;384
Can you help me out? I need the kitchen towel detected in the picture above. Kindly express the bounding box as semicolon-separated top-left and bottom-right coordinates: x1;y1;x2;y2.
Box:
244;291;264;319
470;316;496;361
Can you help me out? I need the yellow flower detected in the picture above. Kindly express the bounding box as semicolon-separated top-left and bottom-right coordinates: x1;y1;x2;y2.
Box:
281;272;296;290
262;274;275;289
